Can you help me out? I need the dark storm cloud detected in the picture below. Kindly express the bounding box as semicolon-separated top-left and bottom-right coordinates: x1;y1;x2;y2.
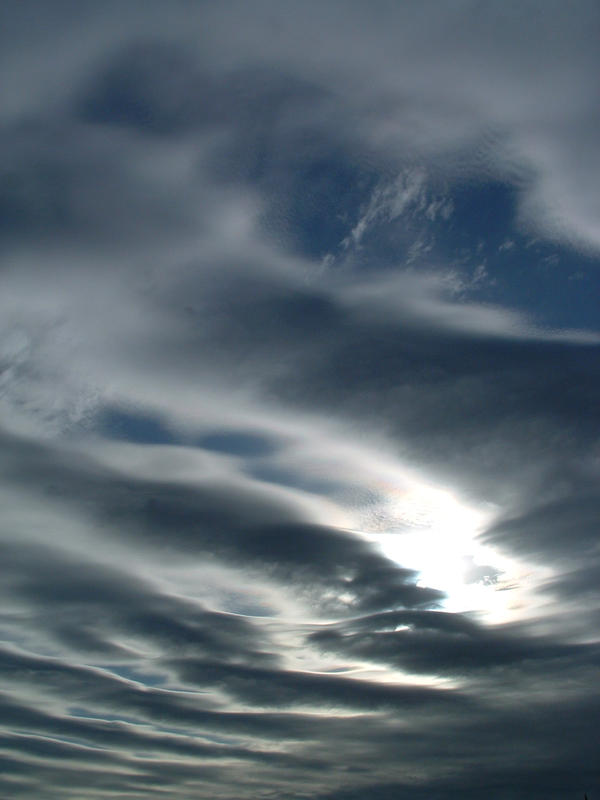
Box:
0;698;322;774
156;256;600;510
309;690;600;799
308;610;600;676
0;538;276;664
484;492;600;563
0;428;442;614
0;649;356;744
0;693;327;763
170;657;467;712
0;646;467;800
2;2;600;799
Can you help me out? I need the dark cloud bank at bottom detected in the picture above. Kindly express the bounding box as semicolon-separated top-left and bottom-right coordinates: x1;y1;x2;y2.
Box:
1;423;599;799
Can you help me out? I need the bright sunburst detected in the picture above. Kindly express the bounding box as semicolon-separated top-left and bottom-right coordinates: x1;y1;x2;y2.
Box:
358;472;537;624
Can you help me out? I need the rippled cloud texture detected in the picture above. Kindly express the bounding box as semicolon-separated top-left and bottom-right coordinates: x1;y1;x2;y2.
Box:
1;2;599;798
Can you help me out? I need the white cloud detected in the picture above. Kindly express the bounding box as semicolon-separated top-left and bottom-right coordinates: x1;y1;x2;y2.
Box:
1;4;599;798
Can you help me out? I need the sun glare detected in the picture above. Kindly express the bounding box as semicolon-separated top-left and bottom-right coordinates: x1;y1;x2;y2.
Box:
358;474;534;624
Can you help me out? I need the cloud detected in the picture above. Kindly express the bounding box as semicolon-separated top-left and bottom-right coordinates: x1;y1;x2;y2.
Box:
0;429;442;618
309;609;600;677
1;2;599;799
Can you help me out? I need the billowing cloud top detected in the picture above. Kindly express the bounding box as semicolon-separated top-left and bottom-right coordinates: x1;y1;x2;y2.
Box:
1;2;599;799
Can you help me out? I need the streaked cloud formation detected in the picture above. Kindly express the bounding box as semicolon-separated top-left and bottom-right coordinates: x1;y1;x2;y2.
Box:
1;2;599;798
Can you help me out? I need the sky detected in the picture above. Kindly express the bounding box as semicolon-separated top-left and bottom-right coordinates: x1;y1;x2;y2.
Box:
1;2;599;798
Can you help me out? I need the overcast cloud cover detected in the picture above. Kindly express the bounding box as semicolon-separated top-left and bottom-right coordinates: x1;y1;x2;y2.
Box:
1;2;599;798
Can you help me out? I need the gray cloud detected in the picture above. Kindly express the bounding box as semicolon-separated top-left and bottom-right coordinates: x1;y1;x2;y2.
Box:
309;610;600;677
0;429;442;616
1;2;599;799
